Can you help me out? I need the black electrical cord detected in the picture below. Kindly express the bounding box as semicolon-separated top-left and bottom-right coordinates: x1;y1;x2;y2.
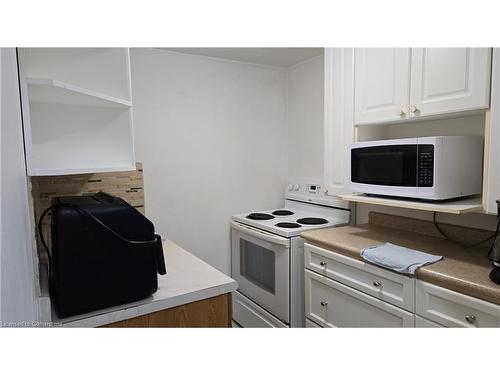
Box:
433;211;500;249
487;219;500;261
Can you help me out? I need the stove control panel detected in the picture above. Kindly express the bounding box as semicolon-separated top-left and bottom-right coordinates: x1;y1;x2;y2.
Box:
287;183;321;194
285;182;351;210
306;184;321;194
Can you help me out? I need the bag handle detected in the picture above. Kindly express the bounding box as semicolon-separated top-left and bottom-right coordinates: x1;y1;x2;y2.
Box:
38;203;167;279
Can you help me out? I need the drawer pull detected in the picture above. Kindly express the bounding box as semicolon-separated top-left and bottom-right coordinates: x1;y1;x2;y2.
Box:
373;281;382;287
465;315;476;324
319;261;328;267
320;301;328;307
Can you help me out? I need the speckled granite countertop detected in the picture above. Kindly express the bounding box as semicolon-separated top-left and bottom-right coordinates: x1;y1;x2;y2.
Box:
301;221;500;305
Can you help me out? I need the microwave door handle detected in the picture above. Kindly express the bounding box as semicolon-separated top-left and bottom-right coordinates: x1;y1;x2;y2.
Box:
231;222;290;248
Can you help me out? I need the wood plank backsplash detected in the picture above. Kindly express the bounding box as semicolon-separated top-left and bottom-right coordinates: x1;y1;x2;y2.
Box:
31;163;145;258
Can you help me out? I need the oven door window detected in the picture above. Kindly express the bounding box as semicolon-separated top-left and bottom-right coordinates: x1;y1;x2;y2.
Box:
239;239;276;294
351;145;418;186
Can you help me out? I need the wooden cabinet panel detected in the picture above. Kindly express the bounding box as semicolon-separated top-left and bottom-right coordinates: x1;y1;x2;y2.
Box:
102;293;231;328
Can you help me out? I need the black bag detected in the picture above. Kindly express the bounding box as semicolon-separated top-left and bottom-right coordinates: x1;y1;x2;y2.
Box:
39;192;166;319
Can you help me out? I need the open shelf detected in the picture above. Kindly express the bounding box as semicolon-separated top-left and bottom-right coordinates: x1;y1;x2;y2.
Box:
339;193;483;214
29;164;136;177
27;78;132;108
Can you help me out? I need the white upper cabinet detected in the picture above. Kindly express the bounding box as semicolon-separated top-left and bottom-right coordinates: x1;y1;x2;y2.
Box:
18;48;135;176
354;48;491;126
410;48;491;118
354;48;411;125
324;48;355;196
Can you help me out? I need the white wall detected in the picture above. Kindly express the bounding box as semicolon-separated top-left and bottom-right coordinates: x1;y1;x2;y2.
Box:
130;49;288;274
287;55;324;183
0;48;37;324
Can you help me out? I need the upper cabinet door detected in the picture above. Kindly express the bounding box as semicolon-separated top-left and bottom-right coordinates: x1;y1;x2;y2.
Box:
409;48;491;118
354;48;411;125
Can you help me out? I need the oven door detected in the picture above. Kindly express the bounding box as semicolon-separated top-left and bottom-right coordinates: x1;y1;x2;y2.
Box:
231;221;290;324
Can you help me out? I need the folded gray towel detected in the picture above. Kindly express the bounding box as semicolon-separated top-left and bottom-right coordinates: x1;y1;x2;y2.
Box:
361;242;443;275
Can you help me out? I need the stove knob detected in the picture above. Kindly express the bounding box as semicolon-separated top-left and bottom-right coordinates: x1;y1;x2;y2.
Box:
294;184;300;191
288;184;294;191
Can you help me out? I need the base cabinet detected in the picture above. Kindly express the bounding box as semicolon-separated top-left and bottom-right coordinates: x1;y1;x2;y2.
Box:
305;269;414;328
102;293;231;328
304;242;500;328
415;315;443;328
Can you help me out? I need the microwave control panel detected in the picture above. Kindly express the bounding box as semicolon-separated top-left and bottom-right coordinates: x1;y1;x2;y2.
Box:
418;145;434;187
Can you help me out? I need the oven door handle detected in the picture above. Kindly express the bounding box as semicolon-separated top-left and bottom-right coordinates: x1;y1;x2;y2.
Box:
231;221;290;248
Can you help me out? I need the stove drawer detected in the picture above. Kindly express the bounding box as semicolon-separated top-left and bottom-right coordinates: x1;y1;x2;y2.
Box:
304;243;414;311
305;269;414;328
232;291;288;328
305;318;322;328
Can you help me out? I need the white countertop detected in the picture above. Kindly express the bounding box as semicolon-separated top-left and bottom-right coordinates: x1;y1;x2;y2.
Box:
43;239;237;327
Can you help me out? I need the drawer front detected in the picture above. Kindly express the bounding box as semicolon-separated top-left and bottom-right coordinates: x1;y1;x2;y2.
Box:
305;269;414;328
232;292;288;328
416;281;500;328
304;243;415;311
415;315;443;328
305;318;322;328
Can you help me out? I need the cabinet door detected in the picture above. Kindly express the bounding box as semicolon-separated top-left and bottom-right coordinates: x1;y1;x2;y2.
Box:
324;48;355;196
305;269;414;328
410;48;491;118
354;48;411;125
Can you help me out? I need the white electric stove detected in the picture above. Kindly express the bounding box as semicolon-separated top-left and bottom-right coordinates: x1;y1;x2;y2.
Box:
230;182;353;328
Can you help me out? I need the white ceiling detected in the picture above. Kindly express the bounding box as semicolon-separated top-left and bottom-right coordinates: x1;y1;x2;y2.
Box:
159;48;323;68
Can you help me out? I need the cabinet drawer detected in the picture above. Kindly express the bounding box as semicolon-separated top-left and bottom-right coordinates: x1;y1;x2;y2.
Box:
304;243;415;311
416;280;500;328
305;269;414;328
415;315;443;328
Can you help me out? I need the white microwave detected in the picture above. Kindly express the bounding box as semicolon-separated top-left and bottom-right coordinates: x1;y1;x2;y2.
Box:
350;136;484;200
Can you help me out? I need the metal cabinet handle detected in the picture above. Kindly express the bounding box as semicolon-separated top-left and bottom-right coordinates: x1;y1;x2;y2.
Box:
320;301;328;307
319;261;327;267
399;108;407;117
373;281;382;287
465;315;476;324
410;105;418;113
